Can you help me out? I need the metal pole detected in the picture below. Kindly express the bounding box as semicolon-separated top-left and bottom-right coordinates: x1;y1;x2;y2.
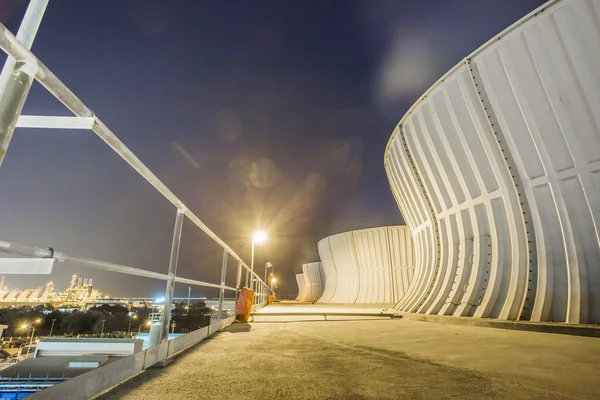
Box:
247;239;255;289
160;209;184;342
100;319;106;337
234;261;242;317
49;319;55;337
218;248;227;319
0;0;48;168
260;283;263;306
264;263;270;284
127;317;132;335
28;327;34;348
0;239;237;291
186;286;191;313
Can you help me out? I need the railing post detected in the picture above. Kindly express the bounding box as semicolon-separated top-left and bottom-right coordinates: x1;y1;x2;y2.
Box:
160;209;185;342
261;283;264;306
0;0;48;168
218;248;227;319
234;261;242;318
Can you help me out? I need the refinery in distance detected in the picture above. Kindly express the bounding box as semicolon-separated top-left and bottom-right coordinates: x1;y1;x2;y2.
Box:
0;275;102;308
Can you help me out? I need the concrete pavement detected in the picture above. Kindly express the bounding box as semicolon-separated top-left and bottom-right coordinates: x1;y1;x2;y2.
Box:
98;314;599;399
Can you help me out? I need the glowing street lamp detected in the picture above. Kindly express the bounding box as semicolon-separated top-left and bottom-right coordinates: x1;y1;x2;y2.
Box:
21;319;40;350
253;230;267;244
138;320;152;333
249;231;267;289
127;315;137;335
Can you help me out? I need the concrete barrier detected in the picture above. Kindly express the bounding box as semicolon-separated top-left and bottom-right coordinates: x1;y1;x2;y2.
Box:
28;316;235;400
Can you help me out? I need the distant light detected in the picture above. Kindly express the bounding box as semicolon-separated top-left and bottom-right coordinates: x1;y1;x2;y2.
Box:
155;297;165;304
21;324;28;329
271;278;277;284
146;321;152;326
252;231;267;244
35;319;41;323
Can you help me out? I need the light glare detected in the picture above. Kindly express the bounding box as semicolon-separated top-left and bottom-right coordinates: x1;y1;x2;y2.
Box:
253;230;267;244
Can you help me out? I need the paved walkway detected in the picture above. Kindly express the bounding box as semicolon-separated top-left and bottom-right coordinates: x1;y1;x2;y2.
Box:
99;313;599;399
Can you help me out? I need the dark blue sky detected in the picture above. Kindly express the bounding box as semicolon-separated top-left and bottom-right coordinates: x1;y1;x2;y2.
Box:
0;0;545;297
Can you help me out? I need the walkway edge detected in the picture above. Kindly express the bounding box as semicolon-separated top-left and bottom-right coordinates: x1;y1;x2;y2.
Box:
400;313;600;338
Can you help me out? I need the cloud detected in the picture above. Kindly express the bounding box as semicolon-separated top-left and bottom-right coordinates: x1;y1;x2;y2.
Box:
365;0;547;115
376;33;439;108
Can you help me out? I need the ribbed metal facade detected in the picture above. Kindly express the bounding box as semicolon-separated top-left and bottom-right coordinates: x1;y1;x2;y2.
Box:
295;273;308;302
385;0;600;323
301;262;324;302
317;226;414;304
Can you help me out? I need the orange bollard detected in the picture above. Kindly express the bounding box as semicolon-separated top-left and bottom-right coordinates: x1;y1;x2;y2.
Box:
235;288;254;322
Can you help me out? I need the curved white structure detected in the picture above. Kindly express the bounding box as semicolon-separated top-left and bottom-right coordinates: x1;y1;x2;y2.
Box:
317;226;414;304
385;0;600;323
295;273;308;302
301;262;324;302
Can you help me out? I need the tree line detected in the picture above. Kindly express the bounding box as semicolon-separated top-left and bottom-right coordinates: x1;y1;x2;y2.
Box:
0;302;214;338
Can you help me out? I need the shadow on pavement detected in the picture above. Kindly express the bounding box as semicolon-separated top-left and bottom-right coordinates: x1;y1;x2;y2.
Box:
225;323;252;333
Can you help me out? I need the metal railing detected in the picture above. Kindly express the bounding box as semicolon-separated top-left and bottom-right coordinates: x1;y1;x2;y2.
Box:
0;0;273;343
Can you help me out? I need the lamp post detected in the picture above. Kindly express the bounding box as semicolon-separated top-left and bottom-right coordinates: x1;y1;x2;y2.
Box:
264;262;273;284
248;231;267;290
186;286;191;315
28;325;35;348
127;315;137;336
270;276;277;293
20;319;40;352
100;319;106;337
49;319;56;337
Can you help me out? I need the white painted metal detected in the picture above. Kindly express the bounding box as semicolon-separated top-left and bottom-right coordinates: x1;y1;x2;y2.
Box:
0;239;236;291
316;226;414;304
385;0;600;323
16;115;95;129
0;0;47;167
295;273;308;302
0;258;55;274
301;262;324;302
35;338;143;358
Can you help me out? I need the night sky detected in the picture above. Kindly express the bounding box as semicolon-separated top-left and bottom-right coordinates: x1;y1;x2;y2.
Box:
0;0;545;298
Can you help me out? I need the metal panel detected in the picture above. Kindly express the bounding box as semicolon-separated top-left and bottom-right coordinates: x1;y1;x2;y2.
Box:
317;238;337;302
0;258;54;274
16;115;95;129
301;262;324;302
295;273;308;302
327;231;360;303
385;0;600;323
317;226;414;304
